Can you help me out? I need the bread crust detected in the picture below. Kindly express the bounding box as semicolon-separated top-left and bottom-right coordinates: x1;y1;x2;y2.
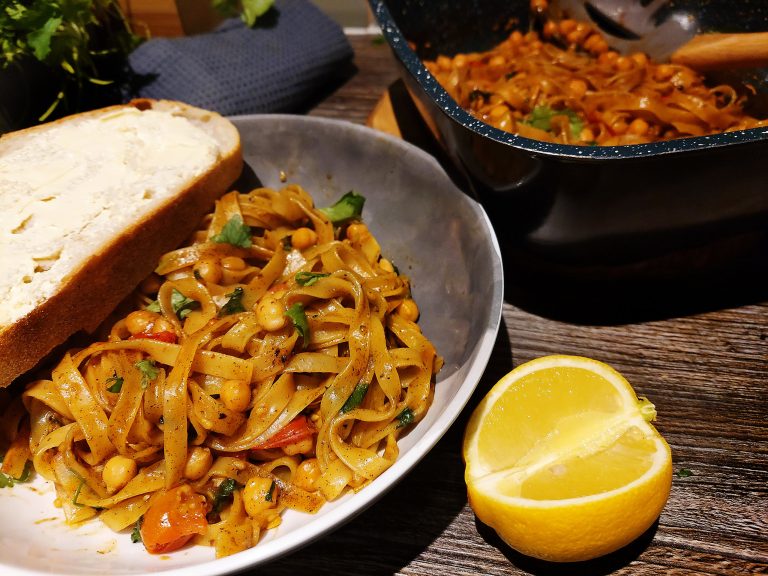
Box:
0;99;243;388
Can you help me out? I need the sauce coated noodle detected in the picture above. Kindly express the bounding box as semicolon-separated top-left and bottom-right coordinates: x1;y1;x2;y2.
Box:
10;184;441;557
425;17;768;145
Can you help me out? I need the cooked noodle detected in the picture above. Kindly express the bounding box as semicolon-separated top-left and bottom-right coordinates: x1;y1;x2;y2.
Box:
7;184;441;557
424;17;768;145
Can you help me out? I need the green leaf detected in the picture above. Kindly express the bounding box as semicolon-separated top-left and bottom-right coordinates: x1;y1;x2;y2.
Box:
285;302;310;348
169;288;199;320
27;16;61;60
340;382;369;414
264;479;276;502
106;371;124;393
219;287;246;316
396;407;414;428
131;517;143;543
0;460;32;487
675;468;693;478
240;0;275;27
319;191;365;224
211;478;242;514
212;215;252;248
523;106;584;139
295;271;329;287
134;359;159;389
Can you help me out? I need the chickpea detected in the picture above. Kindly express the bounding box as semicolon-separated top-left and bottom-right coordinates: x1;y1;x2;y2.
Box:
282;436;315;456
579;127;596;143
243;476;279;517
184;446;213;480
151;316;175;334
194;257;222;284
628;117;649;136
255;295;286;331
291;227;318;250
489;104;508;120
630;52;649;67
510;30;524;44
615;56;633;71
397;299;420;322
103;455;137;493
452;54;467;68
292;458;321;492
598;50;619;66
488;54;506;67
542;20;558;38
568;78;588;98
345;223;369;243
221;379;251;412
221;256;247;271
558;19;577;36
124;310;158;335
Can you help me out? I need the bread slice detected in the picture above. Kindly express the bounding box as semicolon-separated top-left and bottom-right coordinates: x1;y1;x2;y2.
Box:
0;99;243;388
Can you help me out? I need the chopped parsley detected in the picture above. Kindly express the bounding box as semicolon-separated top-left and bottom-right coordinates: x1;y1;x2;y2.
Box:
218;286;246;316
396;407;414;428
285;303;310;348
134;359;159;389
0;460;32;488
295;271;329;287
209;478;243;519
265;480;276;502
675;468;693;478
319;191;365;224
131;517;143;543
212;215;252;248
106;371;124;393
523;105;584;140
146;288;199;320
340;382;369;414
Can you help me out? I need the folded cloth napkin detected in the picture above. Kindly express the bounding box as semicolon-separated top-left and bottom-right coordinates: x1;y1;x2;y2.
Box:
127;0;353;115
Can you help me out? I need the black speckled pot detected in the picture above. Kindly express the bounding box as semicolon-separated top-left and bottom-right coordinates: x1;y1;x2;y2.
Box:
370;0;768;266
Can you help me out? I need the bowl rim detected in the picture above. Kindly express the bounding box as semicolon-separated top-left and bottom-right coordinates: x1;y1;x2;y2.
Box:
369;0;768;161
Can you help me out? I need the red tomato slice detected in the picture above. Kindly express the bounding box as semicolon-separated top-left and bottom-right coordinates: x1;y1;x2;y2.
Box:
252;415;315;450
130;330;178;344
140;484;208;554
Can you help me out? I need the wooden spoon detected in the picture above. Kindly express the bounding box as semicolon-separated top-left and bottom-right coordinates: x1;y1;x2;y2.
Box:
671;32;768;71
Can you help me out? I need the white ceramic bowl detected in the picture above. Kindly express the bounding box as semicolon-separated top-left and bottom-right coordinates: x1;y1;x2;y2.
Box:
0;115;503;576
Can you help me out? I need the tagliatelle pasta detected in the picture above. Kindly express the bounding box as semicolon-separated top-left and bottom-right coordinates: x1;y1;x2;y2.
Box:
424;16;768;145
8;183;441;557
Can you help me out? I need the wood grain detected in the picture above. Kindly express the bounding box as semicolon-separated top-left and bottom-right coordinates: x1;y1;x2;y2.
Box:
259;35;768;576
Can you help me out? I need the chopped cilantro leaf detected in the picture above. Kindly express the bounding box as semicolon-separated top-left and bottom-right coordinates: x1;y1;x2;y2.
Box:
145;288;199;320
340;382;369;414
212;215;252;248
523;105;584;140
219;287;246;316
265;480;276;502
675;468;693;478
295;271;329;287
211;478;242;514
134;359;159;389
396;407;414;428
106;371;124;393
285;303;310;348
131;517;143;543
0;461;32;487
319;191;365;224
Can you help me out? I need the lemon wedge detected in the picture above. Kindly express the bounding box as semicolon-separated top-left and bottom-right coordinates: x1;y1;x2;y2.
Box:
463;355;672;563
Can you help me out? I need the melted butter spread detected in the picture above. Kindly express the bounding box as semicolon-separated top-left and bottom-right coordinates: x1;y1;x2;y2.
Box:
0;107;222;326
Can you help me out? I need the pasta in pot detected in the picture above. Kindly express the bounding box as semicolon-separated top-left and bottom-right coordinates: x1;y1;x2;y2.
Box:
424;15;768;145
14;184;441;557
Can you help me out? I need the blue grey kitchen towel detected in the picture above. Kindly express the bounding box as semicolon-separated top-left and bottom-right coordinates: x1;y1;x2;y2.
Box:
128;0;353;114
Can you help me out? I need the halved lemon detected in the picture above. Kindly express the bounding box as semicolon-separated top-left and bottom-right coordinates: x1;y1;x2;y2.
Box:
463;355;672;563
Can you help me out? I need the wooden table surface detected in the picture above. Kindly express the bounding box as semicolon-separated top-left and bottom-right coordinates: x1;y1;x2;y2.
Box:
255;34;768;576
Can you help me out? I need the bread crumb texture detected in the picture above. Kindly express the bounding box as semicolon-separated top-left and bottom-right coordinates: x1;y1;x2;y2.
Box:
0;106;223;326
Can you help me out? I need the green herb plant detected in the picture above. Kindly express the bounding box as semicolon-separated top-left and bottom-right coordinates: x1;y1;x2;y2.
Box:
0;0;140;123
